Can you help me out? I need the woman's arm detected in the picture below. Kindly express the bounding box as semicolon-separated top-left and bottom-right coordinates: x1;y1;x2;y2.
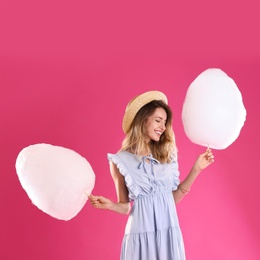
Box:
88;161;131;215
173;148;214;204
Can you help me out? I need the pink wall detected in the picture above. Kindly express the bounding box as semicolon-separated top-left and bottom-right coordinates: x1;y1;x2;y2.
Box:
1;1;259;259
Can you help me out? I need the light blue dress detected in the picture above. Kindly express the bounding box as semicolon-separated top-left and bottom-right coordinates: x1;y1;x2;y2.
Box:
108;151;186;260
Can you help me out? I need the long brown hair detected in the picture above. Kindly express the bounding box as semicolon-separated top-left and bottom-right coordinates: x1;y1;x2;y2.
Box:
120;100;177;163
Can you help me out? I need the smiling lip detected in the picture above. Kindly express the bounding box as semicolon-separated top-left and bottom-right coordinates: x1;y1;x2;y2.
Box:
155;131;163;135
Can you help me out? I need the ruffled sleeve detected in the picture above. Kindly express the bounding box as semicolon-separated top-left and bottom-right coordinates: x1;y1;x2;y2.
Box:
107;153;141;200
171;160;180;191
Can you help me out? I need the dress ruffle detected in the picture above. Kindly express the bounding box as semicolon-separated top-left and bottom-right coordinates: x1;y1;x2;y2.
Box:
121;226;185;260
108;152;181;198
108;153;141;200
171;163;180;191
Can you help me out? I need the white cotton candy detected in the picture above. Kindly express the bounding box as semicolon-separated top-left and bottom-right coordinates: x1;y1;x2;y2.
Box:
182;68;247;149
15;143;95;220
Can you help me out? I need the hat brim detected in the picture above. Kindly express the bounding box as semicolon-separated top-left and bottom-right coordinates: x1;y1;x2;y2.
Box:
122;91;168;134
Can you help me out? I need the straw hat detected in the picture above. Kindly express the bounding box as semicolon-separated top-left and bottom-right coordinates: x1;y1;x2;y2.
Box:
122;90;168;134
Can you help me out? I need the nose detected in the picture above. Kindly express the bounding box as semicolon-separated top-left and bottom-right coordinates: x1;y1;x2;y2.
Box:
160;122;166;131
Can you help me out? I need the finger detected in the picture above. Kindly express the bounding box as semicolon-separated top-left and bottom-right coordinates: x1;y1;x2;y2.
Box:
205;151;214;161
88;194;96;200
207;155;214;162
94;195;103;201
88;195;97;203
202;148;211;156
90;200;99;206
206;152;213;157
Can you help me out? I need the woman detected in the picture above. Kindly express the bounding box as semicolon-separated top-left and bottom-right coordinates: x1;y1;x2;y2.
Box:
89;91;214;260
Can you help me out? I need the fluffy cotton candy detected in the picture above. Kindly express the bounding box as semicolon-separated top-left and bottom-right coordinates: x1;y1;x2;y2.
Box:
182;68;246;149
16;143;95;220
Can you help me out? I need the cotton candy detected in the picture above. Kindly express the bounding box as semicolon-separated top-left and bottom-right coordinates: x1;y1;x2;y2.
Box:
182;68;246;149
16;143;95;220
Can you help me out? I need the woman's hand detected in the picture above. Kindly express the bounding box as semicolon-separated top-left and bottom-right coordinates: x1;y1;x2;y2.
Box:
173;148;214;203
193;148;214;172
88;194;130;214
87;162;132;214
88;194;113;210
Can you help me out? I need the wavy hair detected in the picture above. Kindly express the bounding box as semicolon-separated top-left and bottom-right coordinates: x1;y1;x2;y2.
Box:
120;100;177;163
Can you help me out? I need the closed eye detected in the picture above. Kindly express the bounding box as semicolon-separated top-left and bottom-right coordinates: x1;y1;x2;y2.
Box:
155;119;166;124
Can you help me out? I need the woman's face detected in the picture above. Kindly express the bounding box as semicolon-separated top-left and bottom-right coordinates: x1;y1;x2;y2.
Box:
144;107;167;142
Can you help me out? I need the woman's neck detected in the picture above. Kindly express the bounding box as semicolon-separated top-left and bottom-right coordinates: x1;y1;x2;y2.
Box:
125;147;151;157
139;148;151;156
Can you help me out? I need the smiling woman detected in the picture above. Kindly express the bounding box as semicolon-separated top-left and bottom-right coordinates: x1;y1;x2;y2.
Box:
88;90;214;260
144;107;167;143
122;96;175;162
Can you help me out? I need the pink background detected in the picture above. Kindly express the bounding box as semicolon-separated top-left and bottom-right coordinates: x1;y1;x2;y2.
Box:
1;1;259;259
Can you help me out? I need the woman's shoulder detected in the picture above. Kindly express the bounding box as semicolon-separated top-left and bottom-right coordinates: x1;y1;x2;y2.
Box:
107;150;136;161
108;151;145;169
